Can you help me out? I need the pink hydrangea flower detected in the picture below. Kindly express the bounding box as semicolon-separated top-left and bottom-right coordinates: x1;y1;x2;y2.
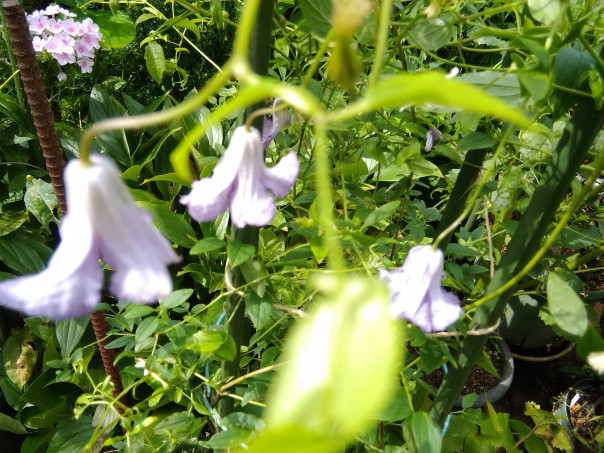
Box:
181;126;299;228
54;51;76;66
379;245;463;332
0;154;179;320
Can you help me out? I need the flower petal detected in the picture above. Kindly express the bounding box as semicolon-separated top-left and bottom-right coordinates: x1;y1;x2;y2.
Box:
68;154;179;303
0;215;102;320
180;178;231;222
263;151;299;198
181;126;247;221
410;287;462;332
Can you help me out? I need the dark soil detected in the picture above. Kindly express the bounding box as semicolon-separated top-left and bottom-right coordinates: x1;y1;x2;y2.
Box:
423;339;503;396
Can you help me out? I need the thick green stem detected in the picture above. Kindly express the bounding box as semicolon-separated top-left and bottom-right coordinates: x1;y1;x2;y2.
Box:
434;148;488;252
218;0;274;419
429;96;604;425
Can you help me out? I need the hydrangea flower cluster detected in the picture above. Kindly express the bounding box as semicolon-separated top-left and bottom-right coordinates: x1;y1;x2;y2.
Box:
26;5;101;80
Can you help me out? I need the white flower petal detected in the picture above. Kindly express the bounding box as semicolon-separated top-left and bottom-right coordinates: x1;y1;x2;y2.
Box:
0;215;102;320
263;151;299;198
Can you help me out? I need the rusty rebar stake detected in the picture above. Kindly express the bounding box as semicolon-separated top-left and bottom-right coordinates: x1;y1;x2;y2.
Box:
2;0;66;214
2;0;128;414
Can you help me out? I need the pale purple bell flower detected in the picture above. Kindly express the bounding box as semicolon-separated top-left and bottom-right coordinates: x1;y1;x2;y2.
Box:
181;125;299;228
0;154;179;320
379;245;463;332
262;99;291;150
425;128;443;152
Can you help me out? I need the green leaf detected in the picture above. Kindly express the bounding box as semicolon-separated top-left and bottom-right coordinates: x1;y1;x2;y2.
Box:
211;0;223;28
56;317;90;359
362;201;400;229
136;201;196;247
299;0;332;38
145;41;166;84
246;292;273;330
186;327;228;352
89;11;136;48
403;412;442;453
553;47;595;115
239;259;267;297
214;334;237;361
202;428;252;449
409;18;453;51
0;232;52;274
123;304;155;319
0;351;23;410
3;329;37;390
24;177;59;230
0;411;27;434
355;72;529;127
0;210;28;237
546;272;588;339
190;237;225;254
228;240;256;268
517;70;550;102
457;132;495;151
405;158;443;178
160;288;194;309
457;72;523;108
310;236;328;264
136;317;159;342
528;0;562;26
89;86;130;166
47;417;94;453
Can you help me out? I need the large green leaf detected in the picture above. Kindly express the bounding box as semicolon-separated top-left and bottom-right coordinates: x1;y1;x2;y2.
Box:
546;272;588;339
47;417;94;453
528;0;562;26
339;72;529;127
24;177;59;230
3;329;37;390
0;210;28;237
145;41;166;85
403;412;443;453
56;317;90;358
299;0;332;38
0;412;27;434
409;18;453;51
89;10;136;48
136;201;196;247
89;86;130;166
457;72;523;108
0;232;52;274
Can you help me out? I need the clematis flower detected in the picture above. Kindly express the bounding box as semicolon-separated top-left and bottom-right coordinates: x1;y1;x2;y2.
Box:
425;128;443;152
0;154;179;320
379;245;463;332
262;98;291;150
181;125;299;228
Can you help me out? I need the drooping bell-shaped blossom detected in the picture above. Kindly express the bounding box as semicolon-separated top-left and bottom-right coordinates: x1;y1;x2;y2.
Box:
379;245;463;332
181;126;299;228
0;154;179;320
424;128;442;152
262;99;291;150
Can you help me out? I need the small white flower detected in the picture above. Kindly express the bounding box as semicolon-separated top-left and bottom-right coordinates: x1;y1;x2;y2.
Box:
0;154;179;320
181;126;299;228
379;245;463;332
77;57;93;73
57;69;67;81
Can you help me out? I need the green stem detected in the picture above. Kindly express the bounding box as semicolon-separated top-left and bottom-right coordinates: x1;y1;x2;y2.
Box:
433;148;488;251
368;0;393;89
313;124;344;270
428;94;604;426
218;0;275;420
